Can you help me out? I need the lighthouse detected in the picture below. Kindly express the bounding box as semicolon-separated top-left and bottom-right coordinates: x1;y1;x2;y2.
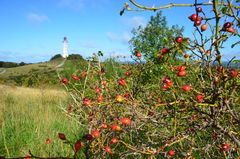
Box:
62;37;69;58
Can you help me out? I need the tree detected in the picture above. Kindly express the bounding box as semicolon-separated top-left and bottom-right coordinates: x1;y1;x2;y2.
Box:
0;61;19;68
129;11;184;61
67;54;84;61
50;54;63;61
19;62;26;66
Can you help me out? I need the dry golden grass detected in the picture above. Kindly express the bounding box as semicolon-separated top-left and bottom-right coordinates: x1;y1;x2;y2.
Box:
0;85;84;157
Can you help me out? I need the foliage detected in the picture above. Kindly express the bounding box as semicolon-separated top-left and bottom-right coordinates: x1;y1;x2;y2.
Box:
129;11;184;62
0;61;28;68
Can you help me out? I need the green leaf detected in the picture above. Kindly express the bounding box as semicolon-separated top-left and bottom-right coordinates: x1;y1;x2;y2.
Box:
231;41;240;48
98;51;103;57
221;7;228;14
233;60;240;64
163;37;169;44
120;8;125;16
181;38;190;45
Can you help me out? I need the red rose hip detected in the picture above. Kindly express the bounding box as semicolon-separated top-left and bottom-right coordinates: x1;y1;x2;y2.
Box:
61;78;69;84
201;24;207;32
196;7;202;12
92;129;100;138
221;143;230;151
189;14;198;21
121;118;131;125
105;146;113;154
176;65;186;72
168;150;175;156
196;94;204;103
175;36;183;43
177;70;187;77
58;133;66;140
182;85;191;92
110;137;119;144
161;47;170;54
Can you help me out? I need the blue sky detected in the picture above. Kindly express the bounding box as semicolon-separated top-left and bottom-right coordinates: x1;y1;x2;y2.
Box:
0;0;239;63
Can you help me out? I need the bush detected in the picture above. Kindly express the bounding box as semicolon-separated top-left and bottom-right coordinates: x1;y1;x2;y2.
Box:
0;61;19;68
57;1;240;158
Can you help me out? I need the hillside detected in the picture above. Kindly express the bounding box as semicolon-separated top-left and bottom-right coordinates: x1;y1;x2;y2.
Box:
0;57;87;87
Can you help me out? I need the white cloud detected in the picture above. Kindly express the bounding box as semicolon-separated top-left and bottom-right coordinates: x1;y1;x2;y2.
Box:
27;13;48;24
106;31;132;44
107;32;118;42
122;31;131;44
128;16;146;28
0;50;52;63
0;51;16;59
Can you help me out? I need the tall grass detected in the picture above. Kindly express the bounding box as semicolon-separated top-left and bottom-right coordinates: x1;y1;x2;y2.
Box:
0;85;84;158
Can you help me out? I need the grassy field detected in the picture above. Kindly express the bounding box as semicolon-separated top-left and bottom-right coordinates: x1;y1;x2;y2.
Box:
0;58;88;87
0;59;63;78
0;85;84;158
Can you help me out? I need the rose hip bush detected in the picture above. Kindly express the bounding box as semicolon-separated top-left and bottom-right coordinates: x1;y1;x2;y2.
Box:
58;1;240;159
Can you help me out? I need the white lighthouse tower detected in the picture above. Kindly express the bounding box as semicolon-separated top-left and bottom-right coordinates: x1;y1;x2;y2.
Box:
62;37;69;58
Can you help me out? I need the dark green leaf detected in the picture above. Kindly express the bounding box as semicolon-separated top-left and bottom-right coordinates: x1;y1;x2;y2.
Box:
233;60;240;64
98;51;103;56
231;41;240;48
120;8;125;16
221;7;228;14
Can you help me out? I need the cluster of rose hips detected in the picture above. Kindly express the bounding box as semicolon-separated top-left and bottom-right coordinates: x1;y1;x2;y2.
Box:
61;70;88;85
214;66;239;85
188;7;235;34
188;7;206;31
222;22;234;33
176;65;187;77
162;76;173;90
57;117;131;155
157;47;169;60
223;67;238;78
164;63;205;102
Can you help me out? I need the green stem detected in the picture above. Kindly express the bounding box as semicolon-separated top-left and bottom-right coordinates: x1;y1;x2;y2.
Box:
82;61;91;98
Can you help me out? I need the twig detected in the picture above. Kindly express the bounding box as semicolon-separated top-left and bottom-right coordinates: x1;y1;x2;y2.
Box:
128;0;213;11
119;140;153;155
214;123;240;146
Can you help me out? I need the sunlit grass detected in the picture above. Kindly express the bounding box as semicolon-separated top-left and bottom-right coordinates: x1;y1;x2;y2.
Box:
0;85;84;157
